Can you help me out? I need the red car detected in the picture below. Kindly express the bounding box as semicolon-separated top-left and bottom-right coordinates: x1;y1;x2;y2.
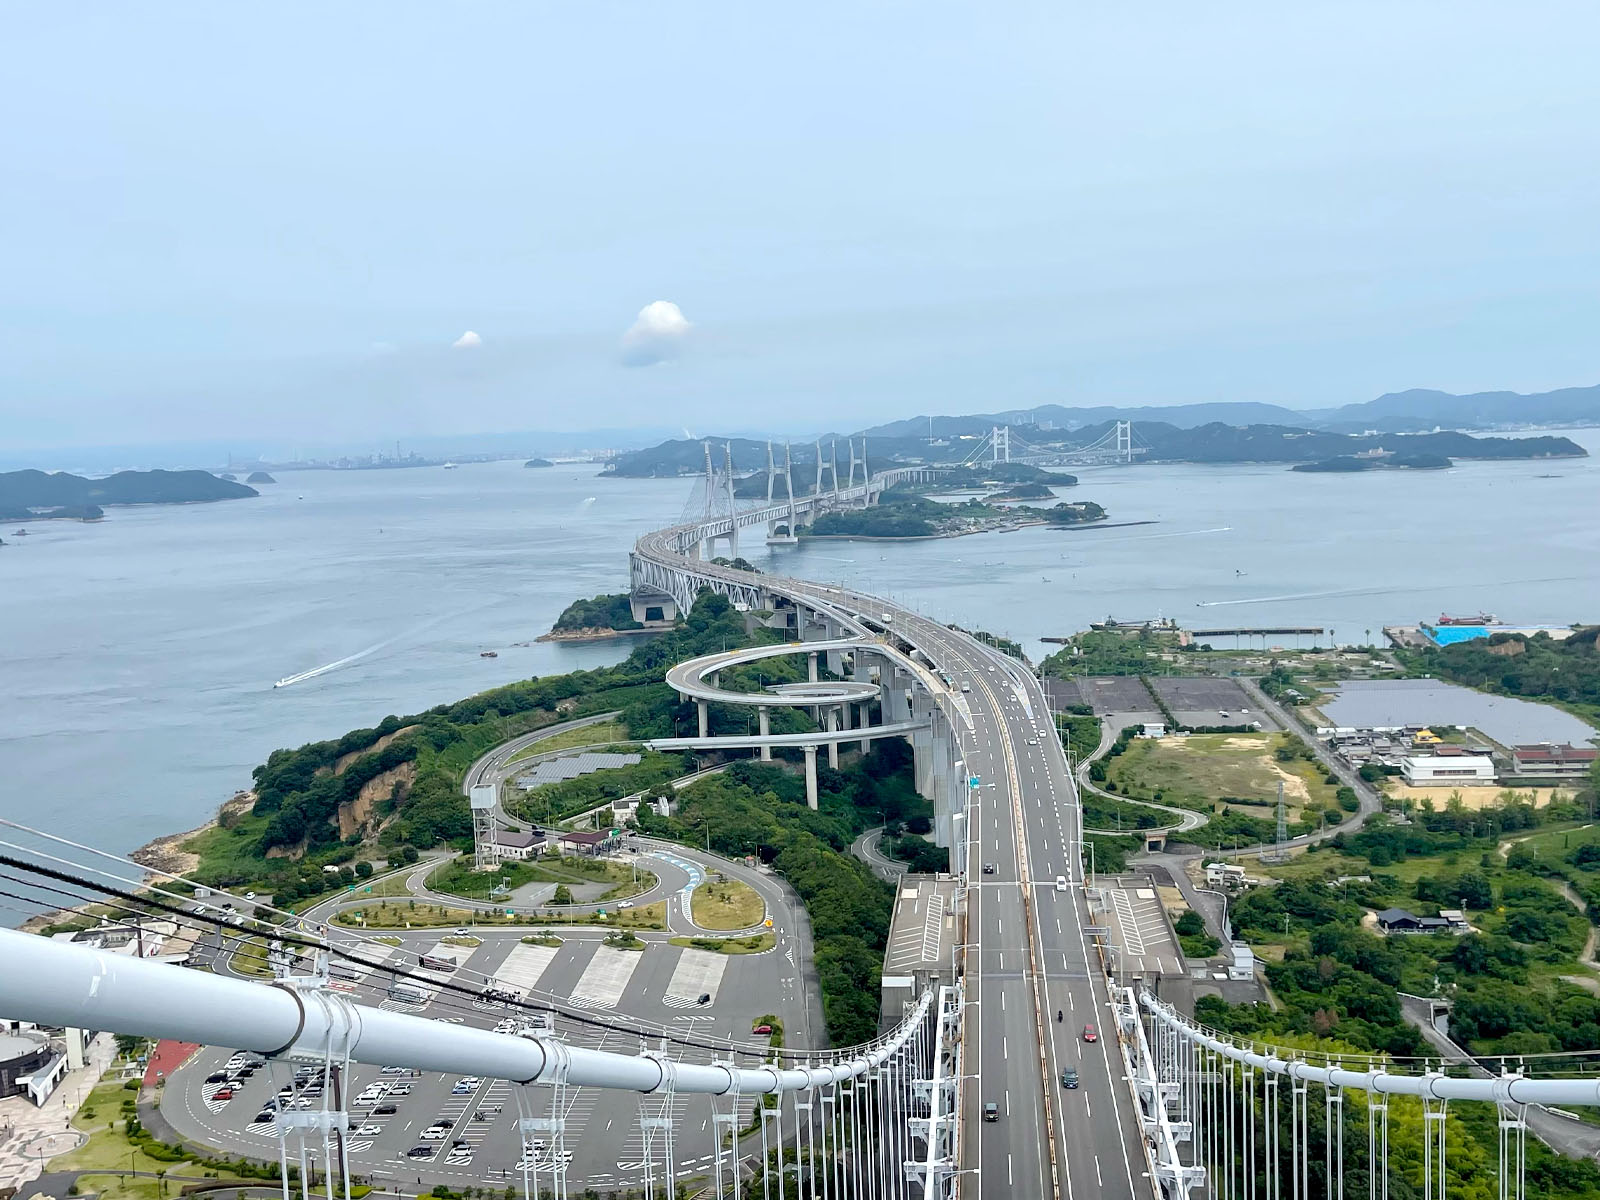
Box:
752;1024;774;1036
1082;1024;1097;1044
213;1088;234;1101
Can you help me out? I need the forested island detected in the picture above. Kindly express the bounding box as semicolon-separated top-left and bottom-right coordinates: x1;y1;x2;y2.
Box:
540;593;646;640
0;468;258;521
246;471;276;484
1292;453;1453;473
806;489;1105;538
524;458;553;468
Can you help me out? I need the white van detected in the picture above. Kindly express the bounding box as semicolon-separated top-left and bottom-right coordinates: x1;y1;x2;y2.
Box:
1055;876;1068;892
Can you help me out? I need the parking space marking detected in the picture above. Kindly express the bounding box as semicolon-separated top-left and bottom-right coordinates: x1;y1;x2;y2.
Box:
493;942;561;995
662;949;728;1008
568;946;645;1009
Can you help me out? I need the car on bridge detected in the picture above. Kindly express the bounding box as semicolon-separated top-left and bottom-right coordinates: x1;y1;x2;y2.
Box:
1083;1023;1098;1043
982;863;995;874
983;1101;998;1122
1060;1068;1079;1089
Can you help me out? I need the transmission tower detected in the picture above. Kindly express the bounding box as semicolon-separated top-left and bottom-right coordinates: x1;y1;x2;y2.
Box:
1261;780;1290;864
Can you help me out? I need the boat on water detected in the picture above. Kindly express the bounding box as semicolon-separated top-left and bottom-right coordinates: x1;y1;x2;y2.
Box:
1436;612;1498;626
480;650;498;658
443;462;459;470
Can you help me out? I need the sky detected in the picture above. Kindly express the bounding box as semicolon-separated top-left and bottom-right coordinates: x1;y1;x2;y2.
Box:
3;2;1599;463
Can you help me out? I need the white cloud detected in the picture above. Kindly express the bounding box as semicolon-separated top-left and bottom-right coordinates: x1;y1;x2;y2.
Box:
620;301;691;367
452;330;483;350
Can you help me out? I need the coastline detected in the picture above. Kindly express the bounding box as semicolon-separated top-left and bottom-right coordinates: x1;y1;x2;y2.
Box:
536;626;661;643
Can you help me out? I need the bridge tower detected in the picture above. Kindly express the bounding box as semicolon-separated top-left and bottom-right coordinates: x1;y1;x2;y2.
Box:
992;425;1011;464
813;438;837;499
721;441;739;558
766;441;799;544
858;437;870;506
830;439;841;500
1117;419;1132;463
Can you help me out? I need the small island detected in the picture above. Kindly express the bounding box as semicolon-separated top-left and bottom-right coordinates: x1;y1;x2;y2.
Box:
246;471;277;484
985;482;1057;501
1291;453;1453;473
217;472;238;481
0;468;257;522
538;592;659;641
524;458;554;468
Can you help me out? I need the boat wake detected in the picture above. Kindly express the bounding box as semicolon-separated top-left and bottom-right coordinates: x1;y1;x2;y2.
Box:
272;631;410;688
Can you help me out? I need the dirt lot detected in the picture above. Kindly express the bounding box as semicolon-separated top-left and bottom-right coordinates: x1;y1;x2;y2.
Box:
1383;783;1576;811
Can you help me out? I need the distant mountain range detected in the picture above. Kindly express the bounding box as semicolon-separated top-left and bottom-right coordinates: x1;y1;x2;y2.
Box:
861;382;1600;437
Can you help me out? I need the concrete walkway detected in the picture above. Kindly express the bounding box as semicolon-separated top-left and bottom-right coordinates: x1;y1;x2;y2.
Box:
0;1032;119;1193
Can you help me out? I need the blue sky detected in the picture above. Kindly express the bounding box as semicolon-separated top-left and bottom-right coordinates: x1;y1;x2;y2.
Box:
3;2;1598;459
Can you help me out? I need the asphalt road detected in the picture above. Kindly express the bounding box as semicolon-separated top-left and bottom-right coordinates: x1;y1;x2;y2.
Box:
791;587;1151;1200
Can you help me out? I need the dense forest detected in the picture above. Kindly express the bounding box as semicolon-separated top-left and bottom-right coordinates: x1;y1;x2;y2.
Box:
551;593;642;632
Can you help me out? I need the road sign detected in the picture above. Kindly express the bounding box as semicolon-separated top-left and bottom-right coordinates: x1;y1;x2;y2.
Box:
763;918;773;928
968;776;981;789
505;909;514;917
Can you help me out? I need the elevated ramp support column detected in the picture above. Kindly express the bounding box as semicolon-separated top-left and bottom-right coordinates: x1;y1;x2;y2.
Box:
804;745;819;810
697;701;709;738
827;707;840;769
758;710;771;761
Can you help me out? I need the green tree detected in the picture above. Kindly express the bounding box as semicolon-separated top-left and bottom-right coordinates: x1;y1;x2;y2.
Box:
552;884;573;905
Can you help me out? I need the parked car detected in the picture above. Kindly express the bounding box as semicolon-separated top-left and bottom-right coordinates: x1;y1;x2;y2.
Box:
206;1072;229;1084
752;1024;773;1035
697;992;711;1005
354;1124;382;1136
213;1088;234;1101
407;1146;436;1160
373;1104;399;1115
254;1110;276;1124
422;1123;451;1139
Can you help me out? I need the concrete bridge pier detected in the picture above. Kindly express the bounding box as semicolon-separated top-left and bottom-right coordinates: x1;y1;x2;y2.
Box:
697;701;709;738
808;652;819;683
912;724;934;800
803;744;819;809
826;708;840;769
758;709;771;760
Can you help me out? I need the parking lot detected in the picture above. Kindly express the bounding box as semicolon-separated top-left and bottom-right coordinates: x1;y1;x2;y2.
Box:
164;929;800;1192
1148;677;1278;730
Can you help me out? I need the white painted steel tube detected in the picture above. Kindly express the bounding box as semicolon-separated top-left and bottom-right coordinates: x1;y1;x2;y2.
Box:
1143;993;1600;1108
0;928;928;1095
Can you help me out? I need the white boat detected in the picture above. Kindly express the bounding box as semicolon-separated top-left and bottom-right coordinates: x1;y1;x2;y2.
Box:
442;462;459;470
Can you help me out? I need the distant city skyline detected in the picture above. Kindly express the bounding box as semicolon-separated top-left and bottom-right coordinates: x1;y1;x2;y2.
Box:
4;4;1599;460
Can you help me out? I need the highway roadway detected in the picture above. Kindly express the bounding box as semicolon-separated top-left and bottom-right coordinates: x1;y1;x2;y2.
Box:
786;587;1150;1200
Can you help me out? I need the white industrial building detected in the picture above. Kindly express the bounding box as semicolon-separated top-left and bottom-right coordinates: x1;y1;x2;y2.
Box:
1401;754;1496;786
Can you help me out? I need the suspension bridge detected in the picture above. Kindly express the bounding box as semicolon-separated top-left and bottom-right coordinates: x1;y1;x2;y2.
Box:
0;447;1589;1200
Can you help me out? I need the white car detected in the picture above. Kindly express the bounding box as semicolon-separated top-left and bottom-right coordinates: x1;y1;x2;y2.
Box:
1055;876;1068;892
421;1124;451;1139
244;892;257;901
353;1124;382;1136
617;900;634;909
453;927;470;935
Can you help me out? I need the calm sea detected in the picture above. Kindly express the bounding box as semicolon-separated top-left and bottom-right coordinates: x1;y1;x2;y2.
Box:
3;432;1597;877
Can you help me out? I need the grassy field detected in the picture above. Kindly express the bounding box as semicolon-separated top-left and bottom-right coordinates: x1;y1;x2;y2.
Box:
1107;732;1336;819
230;935;273;976
506;720;632;763
1384;784;1578;812
670;932;776;954
426;854;655;901
690;880;766;930
56;1082;256;1200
